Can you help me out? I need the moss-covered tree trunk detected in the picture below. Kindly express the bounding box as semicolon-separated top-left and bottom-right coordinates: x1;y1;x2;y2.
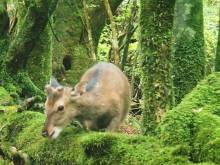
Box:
0;0;59;97
1;0;122;97
52;0;123;85
140;0;175;135
5;0;58;72
172;0;205;103
0;1;9;37
215;8;220;71
13;1;54;90
0;0;9;64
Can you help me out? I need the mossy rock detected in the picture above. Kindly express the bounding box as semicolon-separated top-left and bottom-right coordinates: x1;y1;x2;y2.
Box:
0;87;12;105
0;111;193;165
191;112;220;163
158;72;220;164
189;163;217;165
0;87;17;113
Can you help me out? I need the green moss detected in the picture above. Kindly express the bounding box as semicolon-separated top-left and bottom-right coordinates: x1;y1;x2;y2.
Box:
52;0;123;85
64;45;95;85
158;72;220;163
0;87;12;104
16;72;44;97
215;8;220;71
140;0;175;134
158;108;194;146
173;0;205;103
0;158;11;165
192;112;220;163
0;111;192;165
52;0;93;85
190;163;217;165
27;25;52;90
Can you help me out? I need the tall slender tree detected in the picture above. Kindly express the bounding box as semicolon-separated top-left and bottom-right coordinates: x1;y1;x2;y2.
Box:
140;0;175;135
215;8;220;71
0;0;9;61
0;1;9;38
172;0;205;103
104;0;120;66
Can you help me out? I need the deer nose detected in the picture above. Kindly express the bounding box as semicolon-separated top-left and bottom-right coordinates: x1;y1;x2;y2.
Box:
42;130;49;137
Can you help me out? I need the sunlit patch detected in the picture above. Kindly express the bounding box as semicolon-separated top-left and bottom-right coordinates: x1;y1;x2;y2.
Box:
51;127;63;139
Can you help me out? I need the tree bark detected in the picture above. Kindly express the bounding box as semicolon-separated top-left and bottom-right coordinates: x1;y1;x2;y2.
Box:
172;0;205;104
82;0;96;61
0;0;9;65
0;0;59;97
52;0;123;85
0;1;9;37
121;0;138;71
215;7;220;71
140;0;175;135
5;0;58;72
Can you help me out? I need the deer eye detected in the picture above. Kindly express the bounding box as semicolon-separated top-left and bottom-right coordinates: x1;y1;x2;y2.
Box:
57;105;64;112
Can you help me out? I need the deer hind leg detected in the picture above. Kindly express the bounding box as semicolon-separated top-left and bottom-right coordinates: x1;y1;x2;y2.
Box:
106;116;121;132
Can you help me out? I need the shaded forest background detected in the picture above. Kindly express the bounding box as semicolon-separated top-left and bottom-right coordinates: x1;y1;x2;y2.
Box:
0;0;220;164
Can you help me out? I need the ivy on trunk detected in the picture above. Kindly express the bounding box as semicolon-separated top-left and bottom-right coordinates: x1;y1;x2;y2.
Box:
140;0;175;135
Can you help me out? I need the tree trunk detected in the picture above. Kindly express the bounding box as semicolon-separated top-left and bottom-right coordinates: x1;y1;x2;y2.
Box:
82;0;96;61
0;0;122;97
0;0;59;97
5;0;58;72
172;0;205;104
0;1;9;37
140;0;175;135
26;25;53;90
215;8;220;71
52;0;123;85
0;0;9;69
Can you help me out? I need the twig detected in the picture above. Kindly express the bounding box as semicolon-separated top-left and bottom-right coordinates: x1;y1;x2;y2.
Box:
48;18;60;42
104;0;120;66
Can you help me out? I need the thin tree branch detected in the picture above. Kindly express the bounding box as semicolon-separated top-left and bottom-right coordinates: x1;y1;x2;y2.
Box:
104;0;120;66
82;0;96;60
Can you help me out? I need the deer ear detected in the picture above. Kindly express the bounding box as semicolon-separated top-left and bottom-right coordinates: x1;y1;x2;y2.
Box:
45;77;63;96
50;76;61;88
57;86;64;92
74;82;87;96
45;85;53;95
70;89;82;105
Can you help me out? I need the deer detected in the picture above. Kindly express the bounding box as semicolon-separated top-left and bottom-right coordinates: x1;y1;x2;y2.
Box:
42;62;131;139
